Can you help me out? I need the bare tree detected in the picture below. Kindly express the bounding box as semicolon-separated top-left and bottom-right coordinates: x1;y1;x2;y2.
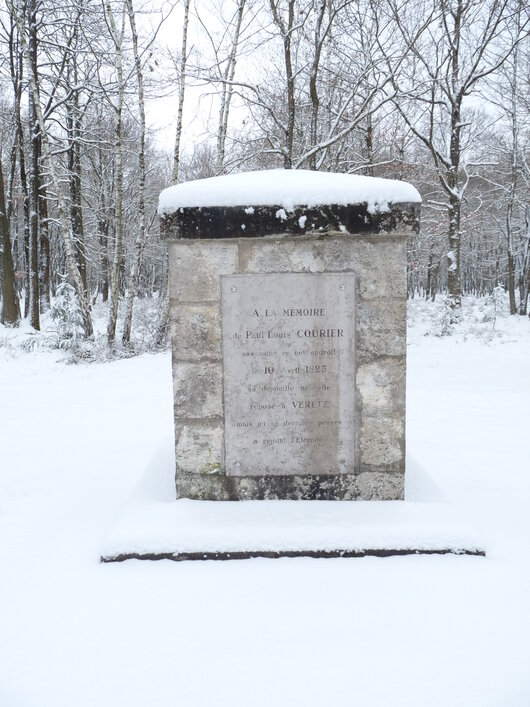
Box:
27;0;41;329
156;0;191;346
193;0;250;173
10;0;94;337
172;0;190;184
484;0;529;314
121;0;146;345
384;0;526;317
101;0;126;344
218;0;417;173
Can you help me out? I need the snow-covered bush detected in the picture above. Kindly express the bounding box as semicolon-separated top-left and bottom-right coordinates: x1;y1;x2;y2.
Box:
433;297;454;336
48;281;84;349
19;335;43;351
480;284;508;329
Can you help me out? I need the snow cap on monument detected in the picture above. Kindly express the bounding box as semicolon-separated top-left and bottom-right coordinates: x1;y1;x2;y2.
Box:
158;168;421;215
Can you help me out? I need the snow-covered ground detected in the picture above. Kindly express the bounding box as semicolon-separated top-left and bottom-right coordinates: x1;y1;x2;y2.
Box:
1;298;529;706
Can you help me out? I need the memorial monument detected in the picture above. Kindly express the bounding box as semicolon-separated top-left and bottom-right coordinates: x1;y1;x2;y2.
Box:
159;169;421;502
100;170;484;561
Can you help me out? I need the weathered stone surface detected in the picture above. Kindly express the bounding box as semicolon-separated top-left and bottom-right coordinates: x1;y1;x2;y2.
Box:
357;299;406;361
173;362;223;419
221;272;356;476
161;202;420;241
170;304;221;361
175;471;404;501
314;240;407;300
175;423;223;475
360;416;404;468
239;237;407;299
169;241;238;302
238;238;326;274
355;471;405;501
163;175;415;502
356;358;406;415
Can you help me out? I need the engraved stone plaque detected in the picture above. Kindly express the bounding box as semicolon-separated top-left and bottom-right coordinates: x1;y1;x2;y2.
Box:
221;272;356;476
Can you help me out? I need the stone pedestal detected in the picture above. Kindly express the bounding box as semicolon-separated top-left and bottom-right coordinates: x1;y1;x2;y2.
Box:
159;170;420;501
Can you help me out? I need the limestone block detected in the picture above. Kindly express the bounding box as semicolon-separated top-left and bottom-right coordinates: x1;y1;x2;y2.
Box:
169;241;238;302
175;471;404;501
176;473;229;500
356;358;406;415
239;238;326;274
316;239;407;300
357;299;406;361
173;362;223;419
360;416;404;467
239;237;407;299
170;304;221;361
355;471;404;500
175;423;223;475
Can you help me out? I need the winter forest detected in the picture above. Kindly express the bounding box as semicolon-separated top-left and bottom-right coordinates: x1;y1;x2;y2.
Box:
0;0;529;349
2;3;530;704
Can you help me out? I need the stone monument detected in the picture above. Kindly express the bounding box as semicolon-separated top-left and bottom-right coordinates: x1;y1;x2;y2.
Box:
159;169;421;502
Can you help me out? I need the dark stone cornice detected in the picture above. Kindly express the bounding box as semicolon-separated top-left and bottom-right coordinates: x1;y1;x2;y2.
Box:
160;202;420;240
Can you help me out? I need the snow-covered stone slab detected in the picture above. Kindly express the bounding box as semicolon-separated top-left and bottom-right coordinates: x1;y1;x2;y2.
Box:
100;498;485;562
158;169;421;214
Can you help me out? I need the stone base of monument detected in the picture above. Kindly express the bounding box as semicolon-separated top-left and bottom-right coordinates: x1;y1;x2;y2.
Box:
100;457;484;561
101;502;484;562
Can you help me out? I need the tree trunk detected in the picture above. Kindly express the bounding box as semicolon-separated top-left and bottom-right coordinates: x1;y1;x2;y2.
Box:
426;252;432;300
96;143;109;303
308;1;327;171
216;0;245;173
28;111;40;329
23;201;30;319
447;195;462;314
122;0;147;345
507;250;516;314
0;159;20;325
67;81;87;295
365;114;375;176
14;69;31;319
105;0;126;344
99;214;109;303
269;0;296;168
446;1;463;318
172;0;190;184
39;180;50;311
158;0;191;347
506;17;519;316
28;0;40;330
519;206;530;315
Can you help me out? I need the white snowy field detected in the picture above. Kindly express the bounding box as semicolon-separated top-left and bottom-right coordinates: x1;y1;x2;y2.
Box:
1;299;530;706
